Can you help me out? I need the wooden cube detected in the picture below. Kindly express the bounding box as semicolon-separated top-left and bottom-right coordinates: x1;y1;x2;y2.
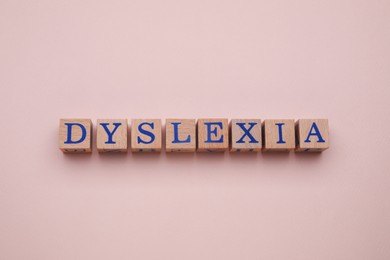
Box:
263;119;295;151
230;119;262;152
197;118;229;152
295;119;329;152
97;119;128;152
59;119;92;153
131;119;162;152
166;119;196;152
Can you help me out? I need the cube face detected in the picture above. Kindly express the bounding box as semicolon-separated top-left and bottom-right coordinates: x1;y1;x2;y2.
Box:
197;118;229;152
97;119;128;152
131;119;162;152
165;119;196;152
59;119;92;153
263;119;295;151
296;119;329;152
230;119;262;152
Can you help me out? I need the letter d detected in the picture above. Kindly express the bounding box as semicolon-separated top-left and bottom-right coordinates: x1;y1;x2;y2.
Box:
64;123;87;144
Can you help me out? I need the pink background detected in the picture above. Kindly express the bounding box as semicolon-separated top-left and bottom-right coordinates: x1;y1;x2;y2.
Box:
1;0;389;259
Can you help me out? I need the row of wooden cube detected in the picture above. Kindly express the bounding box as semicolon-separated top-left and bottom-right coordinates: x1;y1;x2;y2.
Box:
59;118;329;153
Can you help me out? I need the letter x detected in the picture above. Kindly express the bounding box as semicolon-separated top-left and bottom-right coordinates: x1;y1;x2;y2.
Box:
236;122;259;143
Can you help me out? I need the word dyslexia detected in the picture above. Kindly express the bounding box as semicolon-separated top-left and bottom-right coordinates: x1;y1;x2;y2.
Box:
59;118;329;153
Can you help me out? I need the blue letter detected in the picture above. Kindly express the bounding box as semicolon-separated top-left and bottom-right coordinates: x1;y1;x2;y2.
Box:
137;122;155;144
275;123;286;144
304;122;325;143
64;123;86;144
204;122;224;143
171;122;190;143
236;122;259;143
100;122;121;144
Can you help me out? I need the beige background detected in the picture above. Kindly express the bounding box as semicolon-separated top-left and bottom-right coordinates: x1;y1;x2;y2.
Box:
1;0;389;259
